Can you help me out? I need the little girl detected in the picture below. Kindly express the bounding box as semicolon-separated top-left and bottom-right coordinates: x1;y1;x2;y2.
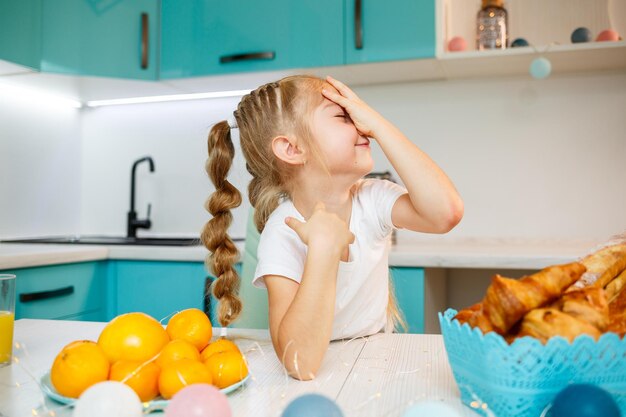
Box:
202;75;463;380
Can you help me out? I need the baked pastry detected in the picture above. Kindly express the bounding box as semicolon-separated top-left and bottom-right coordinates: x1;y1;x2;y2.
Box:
518;308;602;343
483;262;586;334
605;268;626;303
559;287;609;331
454;303;494;334
607;282;626;337
571;244;626;289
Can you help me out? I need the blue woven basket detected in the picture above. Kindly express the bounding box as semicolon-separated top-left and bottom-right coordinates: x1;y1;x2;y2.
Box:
439;309;626;417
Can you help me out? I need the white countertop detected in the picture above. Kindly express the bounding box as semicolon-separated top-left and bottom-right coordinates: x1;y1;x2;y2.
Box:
1;319;478;417
0;236;604;271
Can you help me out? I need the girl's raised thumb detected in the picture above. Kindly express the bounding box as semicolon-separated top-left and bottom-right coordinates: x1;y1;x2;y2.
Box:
285;216;303;231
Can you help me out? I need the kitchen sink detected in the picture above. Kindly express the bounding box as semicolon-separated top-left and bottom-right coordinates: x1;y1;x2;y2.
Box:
1;236;204;246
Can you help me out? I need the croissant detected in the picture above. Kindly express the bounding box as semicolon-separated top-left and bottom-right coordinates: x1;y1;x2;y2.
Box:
607;283;626;337
559;287;609;331
454;303;494;334
518;308;602;344
483;262;586;334
570;244;626;289
605;269;626;303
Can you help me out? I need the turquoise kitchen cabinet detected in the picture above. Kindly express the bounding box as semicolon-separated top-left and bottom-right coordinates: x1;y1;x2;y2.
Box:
41;0;159;80
344;0;435;64
1;261;108;321
110;260;242;326
0;0;42;70
390;267;425;333
161;0;344;79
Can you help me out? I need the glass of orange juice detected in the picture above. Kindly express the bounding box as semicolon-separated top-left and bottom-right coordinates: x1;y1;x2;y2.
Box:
0;274;16;367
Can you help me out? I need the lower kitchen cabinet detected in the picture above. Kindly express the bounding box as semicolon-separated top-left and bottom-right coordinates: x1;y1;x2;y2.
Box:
1;261;108;321
109;260;241;326
390;267;425;334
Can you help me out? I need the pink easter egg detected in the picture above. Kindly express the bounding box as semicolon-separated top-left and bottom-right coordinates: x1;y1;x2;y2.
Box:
165;384;231;417
596;29;620;42
448;36;467;52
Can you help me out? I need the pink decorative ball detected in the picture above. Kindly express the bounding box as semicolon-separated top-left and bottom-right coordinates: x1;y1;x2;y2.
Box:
448;36;467;52
165;384;231;417
596;29;620;42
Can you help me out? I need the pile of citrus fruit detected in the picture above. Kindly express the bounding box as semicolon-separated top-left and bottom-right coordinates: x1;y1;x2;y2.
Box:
49;308;249;401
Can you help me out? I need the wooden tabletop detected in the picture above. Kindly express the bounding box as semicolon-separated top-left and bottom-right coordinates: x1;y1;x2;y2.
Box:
0;319;480;417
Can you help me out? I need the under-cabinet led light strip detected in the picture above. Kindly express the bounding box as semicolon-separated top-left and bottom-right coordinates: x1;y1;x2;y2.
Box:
85;89;251;107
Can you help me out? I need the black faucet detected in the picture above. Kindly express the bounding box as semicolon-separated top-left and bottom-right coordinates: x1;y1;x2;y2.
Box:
127;156;155;238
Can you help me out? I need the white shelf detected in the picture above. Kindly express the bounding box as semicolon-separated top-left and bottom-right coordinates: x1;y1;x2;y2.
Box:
438;40;626;79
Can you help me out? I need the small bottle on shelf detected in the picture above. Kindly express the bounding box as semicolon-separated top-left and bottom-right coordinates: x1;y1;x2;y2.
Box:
476;0;508;50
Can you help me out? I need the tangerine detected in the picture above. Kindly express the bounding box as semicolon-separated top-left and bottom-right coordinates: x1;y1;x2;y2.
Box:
50;340;110;398
156;339;200;368
158;358;213;399
200;338;240;362
204;350;249;389
166;308;212;351
109;360;161;402
98;312;170;363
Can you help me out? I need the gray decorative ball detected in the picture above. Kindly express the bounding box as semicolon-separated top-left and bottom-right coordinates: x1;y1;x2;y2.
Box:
571;27;592;43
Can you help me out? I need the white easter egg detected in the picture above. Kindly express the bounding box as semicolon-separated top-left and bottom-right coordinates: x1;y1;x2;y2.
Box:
73;381;143;417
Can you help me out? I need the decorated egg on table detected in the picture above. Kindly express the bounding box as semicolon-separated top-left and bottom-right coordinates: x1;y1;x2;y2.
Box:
529;57;552;79
73;381;143;417
165;383;232;417
571;27;592;43
511;38;529;47
448;36;467;52
551;384;620;417
281;393;344;417
596;29;620;42
401;401;462;417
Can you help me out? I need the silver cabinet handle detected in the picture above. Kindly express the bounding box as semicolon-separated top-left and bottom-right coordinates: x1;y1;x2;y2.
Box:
355;0;363;49
220;51;276;64
141;12;149;69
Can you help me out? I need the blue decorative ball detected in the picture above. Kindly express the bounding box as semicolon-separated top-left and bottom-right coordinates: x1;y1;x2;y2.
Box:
281;394;344;417
402;401;462;417
551;384;621;417
511;38;529;47
529;57;552;79
571;27;592;43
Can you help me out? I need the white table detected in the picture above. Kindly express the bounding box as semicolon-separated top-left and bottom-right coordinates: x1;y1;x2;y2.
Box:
0;320;480;417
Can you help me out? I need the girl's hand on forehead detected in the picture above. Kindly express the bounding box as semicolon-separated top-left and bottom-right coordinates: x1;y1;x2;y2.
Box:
322;76;387;139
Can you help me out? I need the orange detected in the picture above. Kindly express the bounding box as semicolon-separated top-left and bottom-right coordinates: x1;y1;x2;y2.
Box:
50;340;110;398
166;308;212;351
98;312;170;363
158;358;213;399
200;338;240;362
204;350;249;389
109;360;161;402
156;339;200;368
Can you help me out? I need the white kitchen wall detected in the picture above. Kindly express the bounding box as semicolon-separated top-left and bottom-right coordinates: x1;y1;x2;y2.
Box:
80;96;251;239
80;70;626;241
0;88;82;238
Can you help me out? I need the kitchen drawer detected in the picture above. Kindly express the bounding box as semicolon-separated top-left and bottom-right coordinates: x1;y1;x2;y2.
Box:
3;261;108;320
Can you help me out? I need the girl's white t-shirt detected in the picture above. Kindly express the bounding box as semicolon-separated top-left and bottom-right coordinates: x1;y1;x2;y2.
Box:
252;178;407;341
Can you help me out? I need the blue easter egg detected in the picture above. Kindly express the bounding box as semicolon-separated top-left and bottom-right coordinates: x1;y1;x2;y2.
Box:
281;393;344;417
511;38;529;47
551;384;621;417
571;27;592;43
402;401;461;417
530;57;552;79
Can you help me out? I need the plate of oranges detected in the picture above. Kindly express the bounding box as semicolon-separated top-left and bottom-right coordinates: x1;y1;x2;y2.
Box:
41;309;250;409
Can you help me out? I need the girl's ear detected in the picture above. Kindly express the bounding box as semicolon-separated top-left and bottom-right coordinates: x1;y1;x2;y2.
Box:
271;135;306;166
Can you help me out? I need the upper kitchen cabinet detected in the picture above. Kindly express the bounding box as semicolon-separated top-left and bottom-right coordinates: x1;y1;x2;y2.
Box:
41;0;159;80
345;0;436;64
160;0;344;79
0;0;42;70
